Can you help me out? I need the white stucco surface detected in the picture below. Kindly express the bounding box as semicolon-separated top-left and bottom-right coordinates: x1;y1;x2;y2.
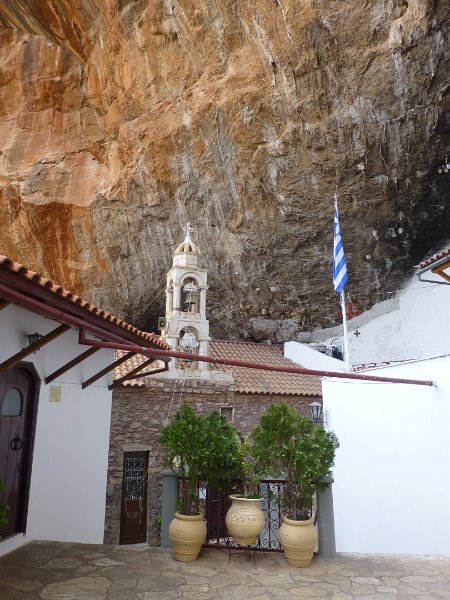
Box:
309;270;450;365
322;356;450;554
0;305;113;546
284;341;346;372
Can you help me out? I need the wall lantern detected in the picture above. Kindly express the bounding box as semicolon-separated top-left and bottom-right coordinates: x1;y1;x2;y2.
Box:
309;401;323;423
26;332;43;349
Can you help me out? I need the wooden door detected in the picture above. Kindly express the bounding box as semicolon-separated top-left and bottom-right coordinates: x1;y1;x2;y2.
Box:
0;365;38;539
120;452;148;544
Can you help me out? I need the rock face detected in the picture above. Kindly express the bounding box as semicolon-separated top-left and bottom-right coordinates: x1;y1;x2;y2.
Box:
0;0;448;340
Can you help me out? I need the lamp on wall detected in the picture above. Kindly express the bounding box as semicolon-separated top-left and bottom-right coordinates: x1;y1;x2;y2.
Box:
309;401;323;423
26;332;43;349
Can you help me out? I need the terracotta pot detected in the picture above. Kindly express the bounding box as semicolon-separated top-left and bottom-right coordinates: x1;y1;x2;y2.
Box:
168;512;207;562
225;495;265;545
279;516;318;567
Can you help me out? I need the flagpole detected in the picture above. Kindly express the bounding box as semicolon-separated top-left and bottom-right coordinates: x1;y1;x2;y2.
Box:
333;193;351;373
340;290;351;372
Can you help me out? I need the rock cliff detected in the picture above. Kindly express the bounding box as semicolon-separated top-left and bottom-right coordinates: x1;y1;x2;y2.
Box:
0;0;448;340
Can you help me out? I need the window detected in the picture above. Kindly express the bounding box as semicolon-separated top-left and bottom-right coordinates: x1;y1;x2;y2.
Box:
123;456;146;500
220;406;234;423
2;388;23;416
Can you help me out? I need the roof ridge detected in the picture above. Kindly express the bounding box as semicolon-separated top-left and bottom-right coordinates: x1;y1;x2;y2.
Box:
212;339;283;347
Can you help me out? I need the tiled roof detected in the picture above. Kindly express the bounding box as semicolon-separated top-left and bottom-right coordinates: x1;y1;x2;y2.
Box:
419;248;450;269
113;340;321;395
114;350;166;387
0;254;169;350
209;340;322;396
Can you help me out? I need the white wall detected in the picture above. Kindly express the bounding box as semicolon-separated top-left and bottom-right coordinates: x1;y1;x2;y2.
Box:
284;341;346;372
323;356;450;554
315;274;450;365
0;305;113;545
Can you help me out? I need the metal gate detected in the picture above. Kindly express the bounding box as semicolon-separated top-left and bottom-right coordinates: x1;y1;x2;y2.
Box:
181;479;287;552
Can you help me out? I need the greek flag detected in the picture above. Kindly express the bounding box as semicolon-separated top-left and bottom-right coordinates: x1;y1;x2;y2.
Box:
333;204;348;292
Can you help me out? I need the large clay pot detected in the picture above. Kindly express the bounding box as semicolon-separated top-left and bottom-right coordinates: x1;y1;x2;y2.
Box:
168;512;207;562
225;495;265;545
279;516;318;567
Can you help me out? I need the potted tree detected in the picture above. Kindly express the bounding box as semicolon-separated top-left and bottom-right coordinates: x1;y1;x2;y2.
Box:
160;403;207;562
0;479;8;540
251;403;339;567
226;437;265;545
160;403;241;562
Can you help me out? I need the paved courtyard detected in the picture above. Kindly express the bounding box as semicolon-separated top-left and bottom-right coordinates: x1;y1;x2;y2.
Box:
1;541;450;599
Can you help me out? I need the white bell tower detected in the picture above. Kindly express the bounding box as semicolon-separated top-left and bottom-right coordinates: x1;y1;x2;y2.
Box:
161;223;211;378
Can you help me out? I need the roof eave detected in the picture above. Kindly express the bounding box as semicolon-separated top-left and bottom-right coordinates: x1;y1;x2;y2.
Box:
0;263;169;351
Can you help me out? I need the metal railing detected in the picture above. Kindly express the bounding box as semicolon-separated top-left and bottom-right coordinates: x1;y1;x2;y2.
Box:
179;479;289;552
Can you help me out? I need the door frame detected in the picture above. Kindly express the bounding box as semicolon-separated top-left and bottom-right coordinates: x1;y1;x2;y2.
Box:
0;362;40;538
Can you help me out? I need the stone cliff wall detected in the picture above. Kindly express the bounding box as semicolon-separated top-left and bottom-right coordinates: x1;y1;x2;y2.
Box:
0;0;448;340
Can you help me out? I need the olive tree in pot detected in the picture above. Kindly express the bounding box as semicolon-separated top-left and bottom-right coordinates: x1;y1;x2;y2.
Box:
160;403;241;562
251;403;339;567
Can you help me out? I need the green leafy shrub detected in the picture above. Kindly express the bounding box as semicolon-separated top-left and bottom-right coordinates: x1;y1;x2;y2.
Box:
202;410;242;491
251;403;339;520
233;436;263;499
160;403;242;515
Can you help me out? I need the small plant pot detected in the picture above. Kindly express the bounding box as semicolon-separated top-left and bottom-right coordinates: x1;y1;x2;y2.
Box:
225;495;265;545
279;516;318;567
168;512;207;562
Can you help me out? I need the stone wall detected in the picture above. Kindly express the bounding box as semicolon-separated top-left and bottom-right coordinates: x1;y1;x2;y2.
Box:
105;378;318;546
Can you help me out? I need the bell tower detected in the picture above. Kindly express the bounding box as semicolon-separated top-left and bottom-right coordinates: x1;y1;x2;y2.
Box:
161;223;211;378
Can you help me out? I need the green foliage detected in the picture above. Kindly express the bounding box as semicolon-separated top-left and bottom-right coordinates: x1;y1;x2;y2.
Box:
235;436;263;498
251;403;339;520
160;403;242;515
160;404;204;516
0;479;8;539
202;410;242;490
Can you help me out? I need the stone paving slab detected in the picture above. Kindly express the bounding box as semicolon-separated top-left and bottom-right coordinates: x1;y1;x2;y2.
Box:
0;541;450;599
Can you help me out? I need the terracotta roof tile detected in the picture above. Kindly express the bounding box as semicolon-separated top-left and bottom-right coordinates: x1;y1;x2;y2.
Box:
419;248;450;269
112;340;321;395
209;340;321;397
0;254;169;350
114;350;166;387
113;339;321;394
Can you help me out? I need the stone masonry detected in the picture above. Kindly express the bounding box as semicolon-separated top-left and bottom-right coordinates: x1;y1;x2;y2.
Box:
104;377;317;546
3;540;450;600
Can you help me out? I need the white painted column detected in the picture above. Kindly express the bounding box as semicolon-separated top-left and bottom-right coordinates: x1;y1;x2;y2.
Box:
198;339;209;371
199;288;207;316
166;287;173;315
168;336;178;372
173;284;181;311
